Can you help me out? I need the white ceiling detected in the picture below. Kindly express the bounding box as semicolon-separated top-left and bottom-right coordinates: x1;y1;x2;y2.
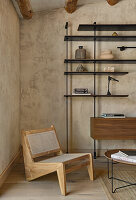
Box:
12;0;96;18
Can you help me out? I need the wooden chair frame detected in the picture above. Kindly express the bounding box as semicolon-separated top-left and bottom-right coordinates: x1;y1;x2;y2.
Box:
22;125;94;195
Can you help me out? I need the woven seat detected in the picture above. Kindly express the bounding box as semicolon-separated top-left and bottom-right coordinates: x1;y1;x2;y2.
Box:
22;125;94;195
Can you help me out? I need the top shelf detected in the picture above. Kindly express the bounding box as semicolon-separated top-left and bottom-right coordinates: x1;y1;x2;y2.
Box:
64;36;136;41
78;24;136;31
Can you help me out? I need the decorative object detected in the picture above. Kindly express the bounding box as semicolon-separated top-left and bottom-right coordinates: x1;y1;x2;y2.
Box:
107;76;119;95
65;0;78;13
112;32;118;36
106;0;119;6
75;46;86;59
117;46;136;51
76;64;87;72
104;66;115;72
100;50;114;60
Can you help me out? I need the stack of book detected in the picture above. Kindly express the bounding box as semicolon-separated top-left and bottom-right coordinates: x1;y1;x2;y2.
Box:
73;88;89;94
111;151;136;163
101;113;125;118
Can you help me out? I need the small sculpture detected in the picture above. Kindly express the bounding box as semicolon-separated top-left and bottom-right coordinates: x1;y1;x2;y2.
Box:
112;32;118;36
100;50;114;60
76;64;88;72
104;66;115;72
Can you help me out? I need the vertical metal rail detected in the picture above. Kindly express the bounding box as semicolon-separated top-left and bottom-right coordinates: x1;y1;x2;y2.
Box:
93;22;97;159
65;22;69;153
108;159;110;178
112;159;114;193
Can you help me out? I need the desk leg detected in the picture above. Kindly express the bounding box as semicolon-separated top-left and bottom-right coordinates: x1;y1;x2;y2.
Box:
111;159;114;193
94;139;96;159
107;158;136;193
107;159;110;178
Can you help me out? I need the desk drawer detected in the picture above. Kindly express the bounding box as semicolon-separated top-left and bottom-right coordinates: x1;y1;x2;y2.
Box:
91;117;136;140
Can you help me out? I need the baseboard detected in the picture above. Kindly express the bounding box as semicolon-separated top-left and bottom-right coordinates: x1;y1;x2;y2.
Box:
0;147;22;188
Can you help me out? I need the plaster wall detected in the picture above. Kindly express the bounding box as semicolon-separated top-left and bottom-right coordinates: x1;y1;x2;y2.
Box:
0;0;20;173
21;0;136;153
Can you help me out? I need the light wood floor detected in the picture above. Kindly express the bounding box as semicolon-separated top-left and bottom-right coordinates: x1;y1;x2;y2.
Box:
0;157;109;200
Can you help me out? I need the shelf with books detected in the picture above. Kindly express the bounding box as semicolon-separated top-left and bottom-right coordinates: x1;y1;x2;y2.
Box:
64;94;128;97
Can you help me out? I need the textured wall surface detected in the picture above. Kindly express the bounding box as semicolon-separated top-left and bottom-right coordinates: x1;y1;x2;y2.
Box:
0;0;20;173
21;0;136;153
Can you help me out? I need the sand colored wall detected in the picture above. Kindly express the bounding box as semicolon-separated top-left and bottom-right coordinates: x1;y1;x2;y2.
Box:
20;0;136;153
0;0;20;173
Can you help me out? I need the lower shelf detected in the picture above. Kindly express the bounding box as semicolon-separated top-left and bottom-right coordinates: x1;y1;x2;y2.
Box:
64;72;128;75
64;59;136;64
64;94;128;97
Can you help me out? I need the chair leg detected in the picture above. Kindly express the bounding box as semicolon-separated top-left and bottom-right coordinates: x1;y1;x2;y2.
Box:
57;164;66;195
87;154;94;181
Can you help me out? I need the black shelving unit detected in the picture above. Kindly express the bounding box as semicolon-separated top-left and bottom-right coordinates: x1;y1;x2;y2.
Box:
64;22;136;158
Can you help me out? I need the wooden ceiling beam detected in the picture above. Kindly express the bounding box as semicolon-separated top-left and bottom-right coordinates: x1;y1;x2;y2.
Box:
107;0;119;6
65;0;78;14
16;0;33;19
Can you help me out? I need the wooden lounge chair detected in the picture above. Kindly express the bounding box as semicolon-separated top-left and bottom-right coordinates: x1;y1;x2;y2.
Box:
22;125;94;195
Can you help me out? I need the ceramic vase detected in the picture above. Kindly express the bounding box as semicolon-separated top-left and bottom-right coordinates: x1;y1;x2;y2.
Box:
75;46;86;59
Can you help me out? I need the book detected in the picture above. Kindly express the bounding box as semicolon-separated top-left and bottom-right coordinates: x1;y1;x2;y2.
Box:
101;113;125;118
111;151;136;163
74;88;88;94
101;116;126;118
72;93;92;95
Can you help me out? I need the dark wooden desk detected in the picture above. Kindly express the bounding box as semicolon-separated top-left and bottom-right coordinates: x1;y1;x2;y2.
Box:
91;117;136;140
